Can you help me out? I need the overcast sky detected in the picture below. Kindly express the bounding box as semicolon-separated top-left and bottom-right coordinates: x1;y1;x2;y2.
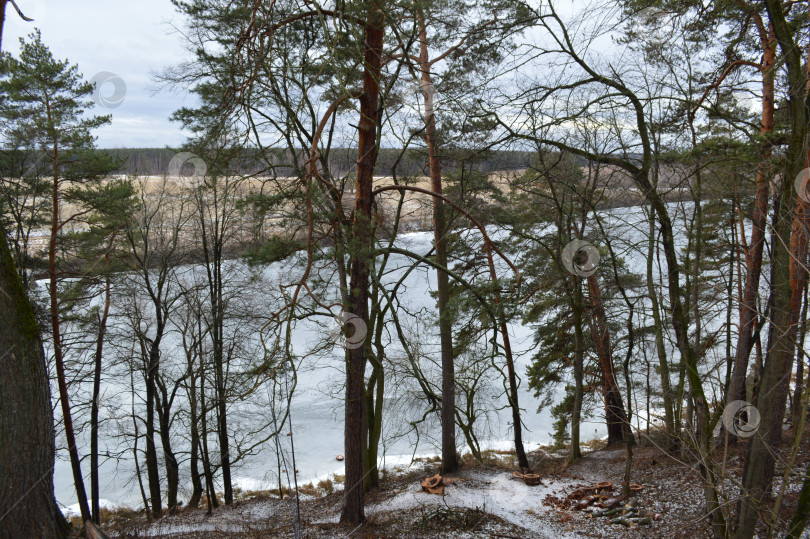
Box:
3;0;198;148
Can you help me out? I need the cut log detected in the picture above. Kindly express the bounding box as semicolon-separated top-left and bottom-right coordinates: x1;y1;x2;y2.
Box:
593;506;624;518
598;496;623;509
523;473;542;486
420;474;444;495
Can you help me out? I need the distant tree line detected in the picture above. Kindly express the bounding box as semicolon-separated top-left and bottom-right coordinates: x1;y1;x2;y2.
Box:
36;147;538;178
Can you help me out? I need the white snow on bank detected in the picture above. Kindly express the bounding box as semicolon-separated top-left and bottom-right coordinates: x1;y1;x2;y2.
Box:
61;499;118;519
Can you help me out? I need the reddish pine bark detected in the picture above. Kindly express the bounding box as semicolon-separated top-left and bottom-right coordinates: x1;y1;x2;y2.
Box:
340;1;384;525
587;274;633;446
728;24;776;418
417;12;458;474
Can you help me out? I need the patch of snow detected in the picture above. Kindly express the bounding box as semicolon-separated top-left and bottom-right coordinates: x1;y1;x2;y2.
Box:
353;469;581;538
61;499;118;519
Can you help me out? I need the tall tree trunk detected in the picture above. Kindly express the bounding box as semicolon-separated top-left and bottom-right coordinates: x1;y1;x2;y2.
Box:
199;187;233;506
499;317;530;469
129;363;151;518
132;419;150;519
690;162;703;392
214;342;232;505
725;199;737;400
156;386;179;514
646;203;675;434
726;28;775;442
792;281;808;428
188;364;203;509
197;316;218;509
622;303;636;497
481;236;529;468
736;2;807;535
145;340;162;519
0;223;68;538
570;279;584;463
587;274;633;446
340;1;384;524
200;375;218;509
49;157;91;523
91;268;112;524
215;268;233;505
417;13;458;475
483;228;527;468
363;305;385;490
786;189;810;399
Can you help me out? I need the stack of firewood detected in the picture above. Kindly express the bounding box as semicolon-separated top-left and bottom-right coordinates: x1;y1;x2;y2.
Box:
592;500;659;527
567;481;620;510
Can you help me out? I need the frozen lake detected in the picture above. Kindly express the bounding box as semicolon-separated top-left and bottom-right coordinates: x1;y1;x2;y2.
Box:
52;202;701;511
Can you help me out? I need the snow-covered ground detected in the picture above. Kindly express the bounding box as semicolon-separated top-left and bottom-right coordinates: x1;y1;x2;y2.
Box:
364;469;580;536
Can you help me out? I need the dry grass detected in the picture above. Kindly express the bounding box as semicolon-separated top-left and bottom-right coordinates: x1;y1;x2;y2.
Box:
317;478;334;494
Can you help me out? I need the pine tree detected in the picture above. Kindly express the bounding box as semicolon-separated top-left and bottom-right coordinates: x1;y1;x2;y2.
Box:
0;29;120;524
0;4;68;535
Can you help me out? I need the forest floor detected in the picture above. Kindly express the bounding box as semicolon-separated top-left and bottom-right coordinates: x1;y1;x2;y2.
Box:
90;430;810;538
